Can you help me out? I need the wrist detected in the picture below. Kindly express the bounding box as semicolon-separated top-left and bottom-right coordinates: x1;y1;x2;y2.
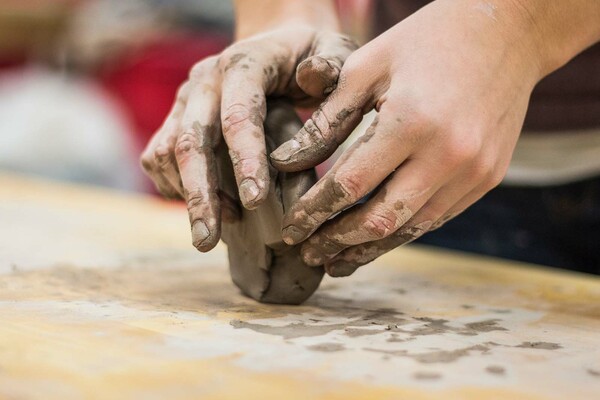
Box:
504;0;600;80
234;0;340;40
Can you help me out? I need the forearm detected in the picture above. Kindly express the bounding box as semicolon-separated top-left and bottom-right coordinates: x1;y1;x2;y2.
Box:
233;0;340;39
505;0;600;78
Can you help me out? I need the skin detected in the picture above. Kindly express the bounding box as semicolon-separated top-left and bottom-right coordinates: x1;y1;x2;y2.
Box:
271;0;600;277
140;0;357;252
143;0;600;275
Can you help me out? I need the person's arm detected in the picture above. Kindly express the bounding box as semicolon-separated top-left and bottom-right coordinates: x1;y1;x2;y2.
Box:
510;0;600;76
234;0;340;39
140;0;357;252
271;0;600;277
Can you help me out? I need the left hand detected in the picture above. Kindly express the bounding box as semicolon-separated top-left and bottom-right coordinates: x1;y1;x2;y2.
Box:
270;0;546;277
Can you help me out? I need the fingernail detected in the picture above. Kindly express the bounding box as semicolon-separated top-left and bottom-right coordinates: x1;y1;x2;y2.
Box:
270;139;302;162
282;225;305;245
326;260;358;278
192;220;210;248
301;246;324;266
239;179;260;205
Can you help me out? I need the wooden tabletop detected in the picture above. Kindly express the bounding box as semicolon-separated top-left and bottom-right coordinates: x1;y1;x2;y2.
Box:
1;173;599;400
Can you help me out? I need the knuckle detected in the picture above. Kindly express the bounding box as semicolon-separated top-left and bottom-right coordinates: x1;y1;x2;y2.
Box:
364;209;399;239
392;102;438;141
302;116;328;144
467;156;495;183
333;173;364;203
229;149;269;184
175;133;199;157
140;151;154;172
444;135;482;167
397;221;430;241
221;104;256;136
219;48;252;72
153;145;172;166
185;189;205;210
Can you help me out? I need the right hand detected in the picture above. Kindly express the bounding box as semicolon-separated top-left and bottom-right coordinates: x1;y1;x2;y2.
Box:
140;26;357;252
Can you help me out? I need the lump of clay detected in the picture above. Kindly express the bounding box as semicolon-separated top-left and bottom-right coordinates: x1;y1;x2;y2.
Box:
217;101;324;305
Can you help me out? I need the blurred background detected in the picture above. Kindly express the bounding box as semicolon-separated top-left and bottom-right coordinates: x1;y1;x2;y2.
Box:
0;0;234;191
1;1;596;273
0;0;369;192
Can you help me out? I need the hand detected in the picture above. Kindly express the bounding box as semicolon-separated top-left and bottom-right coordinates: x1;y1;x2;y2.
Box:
271;0;546;277
140;26;357;252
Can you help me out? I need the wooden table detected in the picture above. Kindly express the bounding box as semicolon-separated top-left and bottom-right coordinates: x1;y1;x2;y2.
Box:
1;173;599;399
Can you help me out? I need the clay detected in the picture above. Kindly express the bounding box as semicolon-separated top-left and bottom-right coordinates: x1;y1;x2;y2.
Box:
485;365;506;375
217;100;325;305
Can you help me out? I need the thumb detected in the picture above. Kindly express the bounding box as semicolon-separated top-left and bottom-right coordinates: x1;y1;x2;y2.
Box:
296;32;358;99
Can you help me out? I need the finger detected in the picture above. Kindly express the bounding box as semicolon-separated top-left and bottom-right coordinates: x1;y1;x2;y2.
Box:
281;112;419;245
296;32;358;98
261;100;317;210
219;52;271;210
155;83;193;196
323;218;433;278
153;136;183;197
176;76;222;252
140;83;189;198
430;183;494;231
300;156;447;266
140;153;179;199
323;175;485;277
270;69;372;172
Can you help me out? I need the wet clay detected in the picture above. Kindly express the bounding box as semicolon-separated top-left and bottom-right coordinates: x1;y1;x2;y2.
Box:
217;101;324;304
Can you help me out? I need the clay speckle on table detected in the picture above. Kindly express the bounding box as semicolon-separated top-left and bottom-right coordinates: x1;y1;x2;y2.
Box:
306;343;346;352
366;344;492;364
486;365;506;375
587;368;600;378
515;341;562;350
3;169;600;398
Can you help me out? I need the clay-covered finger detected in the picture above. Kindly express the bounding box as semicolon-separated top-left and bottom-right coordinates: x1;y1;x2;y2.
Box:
219;52;271;210
140;157;180;199
177;76;222;252
176;125;221;251
322;176;480;276
299;155;446;266
140;143;179;199
296;32;358;98
269;83;367;172
263;101;318;214
281;113;418;245
323;219;431;278
429;184;491;231
140;83;189;198
153;137;183;196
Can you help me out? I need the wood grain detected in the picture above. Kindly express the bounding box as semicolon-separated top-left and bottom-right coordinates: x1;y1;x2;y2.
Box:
1;173;599;399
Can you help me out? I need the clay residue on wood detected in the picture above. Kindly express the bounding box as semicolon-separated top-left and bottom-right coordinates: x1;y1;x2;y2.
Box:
365;344;492;364
306;343;346;352
515;341;562;350
587;368;600;378
230;307;408;340
486;365;506;375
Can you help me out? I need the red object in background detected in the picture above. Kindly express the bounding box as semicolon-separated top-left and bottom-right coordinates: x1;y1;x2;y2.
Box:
99;32;230;152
